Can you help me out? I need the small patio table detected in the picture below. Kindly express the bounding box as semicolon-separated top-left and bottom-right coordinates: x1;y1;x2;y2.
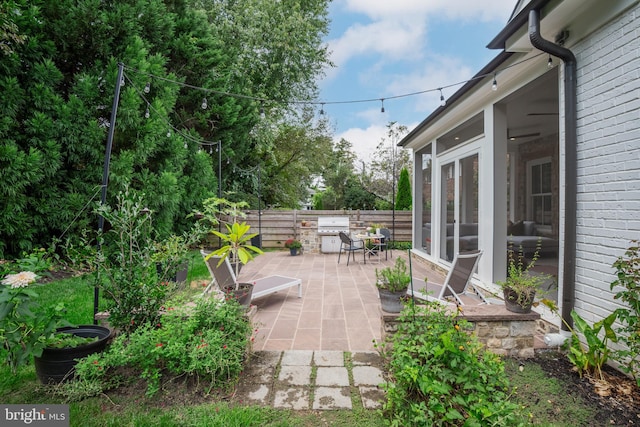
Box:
355;233;384;264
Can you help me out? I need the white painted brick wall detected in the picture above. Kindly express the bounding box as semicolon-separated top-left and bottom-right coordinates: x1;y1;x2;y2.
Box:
573;2;640;323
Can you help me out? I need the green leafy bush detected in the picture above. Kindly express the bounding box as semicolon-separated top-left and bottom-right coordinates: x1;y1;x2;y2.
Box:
542;299;618;381
378;302;525;426
610;240;640;385
71;298;252;398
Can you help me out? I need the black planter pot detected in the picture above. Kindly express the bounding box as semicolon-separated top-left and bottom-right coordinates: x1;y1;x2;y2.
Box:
34;325;112;384
503;287;536;314
289;248;299;256
378;288;407;313
222;282;254;307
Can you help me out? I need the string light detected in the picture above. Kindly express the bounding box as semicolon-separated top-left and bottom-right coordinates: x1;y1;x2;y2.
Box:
144;82;150;93
166;130;171;137
439;89;446;107
201;97;208;109
547;56;553;68
120;77;125;87
144;106;150;118
492;73;498;91
122;51;544;111
380;98;385;113
320;103;325;115
184;142;187;149
260;103;265;119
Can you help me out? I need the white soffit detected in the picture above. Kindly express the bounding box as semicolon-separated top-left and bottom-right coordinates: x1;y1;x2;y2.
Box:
505;0;635;52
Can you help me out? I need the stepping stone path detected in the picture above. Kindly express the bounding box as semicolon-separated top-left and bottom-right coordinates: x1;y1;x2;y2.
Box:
234;350;386;410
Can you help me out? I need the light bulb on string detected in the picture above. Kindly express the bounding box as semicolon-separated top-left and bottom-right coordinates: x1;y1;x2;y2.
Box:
201;97;208;109
144;82;150;93
547;56;553;68
492;74;498;91
439;89;446;107
166;129;171;137
320;103;325;115
209;145;213;154
184;142;188;149
380;98;385;113
260;103;265;119
144;106;150;119
120;77;125;87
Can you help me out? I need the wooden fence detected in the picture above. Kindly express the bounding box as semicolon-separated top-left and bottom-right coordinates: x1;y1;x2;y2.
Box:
240;209;412;248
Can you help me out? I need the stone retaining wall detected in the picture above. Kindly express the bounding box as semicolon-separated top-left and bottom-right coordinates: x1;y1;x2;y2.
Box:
381;304;542;358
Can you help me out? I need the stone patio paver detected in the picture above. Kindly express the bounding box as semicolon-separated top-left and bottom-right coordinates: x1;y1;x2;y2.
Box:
315;366;350;386
312;386;352;410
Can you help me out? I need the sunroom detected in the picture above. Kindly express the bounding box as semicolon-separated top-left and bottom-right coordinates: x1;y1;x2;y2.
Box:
400;47;563;309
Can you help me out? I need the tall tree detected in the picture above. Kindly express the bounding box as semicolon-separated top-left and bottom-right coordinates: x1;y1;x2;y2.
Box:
0;0;332;257
369;122;412;209
396;167;412;210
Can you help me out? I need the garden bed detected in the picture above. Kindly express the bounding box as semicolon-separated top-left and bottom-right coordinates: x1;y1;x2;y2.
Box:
508;350;640;426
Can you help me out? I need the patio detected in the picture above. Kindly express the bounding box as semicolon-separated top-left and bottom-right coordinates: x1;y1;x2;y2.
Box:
236;249;449;352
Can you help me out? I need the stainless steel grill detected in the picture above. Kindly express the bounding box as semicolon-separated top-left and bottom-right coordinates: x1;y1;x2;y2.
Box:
317;216;350;253
317;216;350;235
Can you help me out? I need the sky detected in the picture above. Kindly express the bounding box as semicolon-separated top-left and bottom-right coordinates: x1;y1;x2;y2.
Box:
318;0;517;162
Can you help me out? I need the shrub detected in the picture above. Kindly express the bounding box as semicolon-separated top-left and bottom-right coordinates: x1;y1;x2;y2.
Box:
610;240;640;385
378;302;525;426
70;298;252;398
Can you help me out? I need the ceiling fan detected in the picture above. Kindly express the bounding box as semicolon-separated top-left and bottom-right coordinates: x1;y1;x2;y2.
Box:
507;131;541;140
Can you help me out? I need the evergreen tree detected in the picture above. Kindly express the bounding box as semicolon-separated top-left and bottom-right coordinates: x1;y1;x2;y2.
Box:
396;167;412;210
0;0;331;257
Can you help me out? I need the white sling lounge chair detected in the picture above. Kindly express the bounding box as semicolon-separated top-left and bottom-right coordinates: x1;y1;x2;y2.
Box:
408;250;486;305
201;251;302;300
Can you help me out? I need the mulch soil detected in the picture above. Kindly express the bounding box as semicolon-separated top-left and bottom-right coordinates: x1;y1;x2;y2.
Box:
528;350;639;426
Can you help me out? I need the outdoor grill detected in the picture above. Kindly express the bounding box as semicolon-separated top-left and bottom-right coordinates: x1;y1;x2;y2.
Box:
317;216;350;253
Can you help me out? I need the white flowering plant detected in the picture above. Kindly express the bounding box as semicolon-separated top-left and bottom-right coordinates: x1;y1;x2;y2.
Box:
0;271;66;374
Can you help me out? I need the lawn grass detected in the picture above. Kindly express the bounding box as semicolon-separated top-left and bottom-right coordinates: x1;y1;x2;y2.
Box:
504;357;595;426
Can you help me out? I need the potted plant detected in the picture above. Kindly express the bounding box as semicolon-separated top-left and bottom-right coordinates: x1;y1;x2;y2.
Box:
285;238;302;256
34;325;112;384
204;198;264;305
0;270;112;383
375;257;412;313
498;243;550;313
370;223;386;235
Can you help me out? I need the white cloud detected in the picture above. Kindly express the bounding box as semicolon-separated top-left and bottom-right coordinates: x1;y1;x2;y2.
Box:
336;124;388;162
335;121;418;163
328;19;426;67
341;0;514;22
326;0;514;79
385;55;475;112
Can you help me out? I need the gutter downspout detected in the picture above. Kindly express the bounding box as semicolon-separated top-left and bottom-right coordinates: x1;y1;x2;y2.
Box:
529;9;577;330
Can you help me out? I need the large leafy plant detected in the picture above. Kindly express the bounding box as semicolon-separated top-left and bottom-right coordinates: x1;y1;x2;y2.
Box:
542;299;618;380
610;240;640;385
208;222;263;287
198;197;263;288
378;302;524;426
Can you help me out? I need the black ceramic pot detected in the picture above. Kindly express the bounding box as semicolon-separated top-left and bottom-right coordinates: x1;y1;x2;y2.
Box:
34;325;112;384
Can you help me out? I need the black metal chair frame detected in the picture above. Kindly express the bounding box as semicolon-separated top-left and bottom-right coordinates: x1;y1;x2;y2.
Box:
337;231;365;266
